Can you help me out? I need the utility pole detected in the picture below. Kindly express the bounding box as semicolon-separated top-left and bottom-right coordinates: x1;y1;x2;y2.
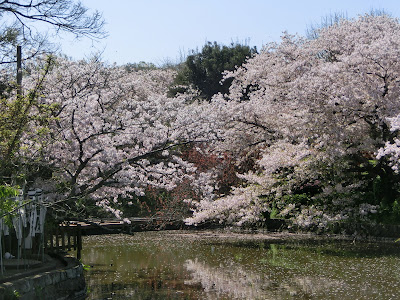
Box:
17;45;22;97
16;45;26;191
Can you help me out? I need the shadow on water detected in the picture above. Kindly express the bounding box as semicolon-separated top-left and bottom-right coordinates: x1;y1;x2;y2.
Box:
77;231;400;300
86;266;208;299
217;239;400;258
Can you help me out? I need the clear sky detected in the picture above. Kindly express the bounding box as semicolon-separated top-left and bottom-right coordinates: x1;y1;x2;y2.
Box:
55;0;400;66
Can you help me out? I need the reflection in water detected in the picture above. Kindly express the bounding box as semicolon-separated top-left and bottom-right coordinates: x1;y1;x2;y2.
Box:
185;258;267;299
78;231;400;299
184;254;340;299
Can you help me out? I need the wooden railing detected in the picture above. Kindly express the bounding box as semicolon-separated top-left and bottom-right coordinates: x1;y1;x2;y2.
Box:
45;223;82;260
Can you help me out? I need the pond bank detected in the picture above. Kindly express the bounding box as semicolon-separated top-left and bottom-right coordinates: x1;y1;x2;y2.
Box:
0;254;85;300
155;228;399;244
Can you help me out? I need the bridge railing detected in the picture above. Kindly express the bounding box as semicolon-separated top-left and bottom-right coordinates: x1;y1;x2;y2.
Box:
45;222;82;259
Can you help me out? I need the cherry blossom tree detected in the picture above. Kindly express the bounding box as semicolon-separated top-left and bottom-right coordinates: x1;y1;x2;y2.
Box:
377;116;400;174
18;56;220;219
186;14;400;229
8;13;400;228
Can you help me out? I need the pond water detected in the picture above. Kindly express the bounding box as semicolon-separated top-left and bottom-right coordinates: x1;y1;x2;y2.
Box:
77;230;400;299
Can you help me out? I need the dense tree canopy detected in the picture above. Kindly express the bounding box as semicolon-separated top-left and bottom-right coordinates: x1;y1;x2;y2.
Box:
16;57;220;219
169;41;257;100
0;55;55;186
186;14;400;229
0;0;105;213
3;11;400;230
0;0;105;203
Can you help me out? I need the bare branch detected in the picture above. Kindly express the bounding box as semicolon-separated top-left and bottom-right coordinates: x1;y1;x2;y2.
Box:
0;0;106;39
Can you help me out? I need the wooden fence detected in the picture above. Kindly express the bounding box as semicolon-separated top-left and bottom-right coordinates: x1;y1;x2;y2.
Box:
45;223;82;260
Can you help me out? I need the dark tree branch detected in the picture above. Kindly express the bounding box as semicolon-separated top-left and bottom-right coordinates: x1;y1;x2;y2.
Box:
0;0;106;39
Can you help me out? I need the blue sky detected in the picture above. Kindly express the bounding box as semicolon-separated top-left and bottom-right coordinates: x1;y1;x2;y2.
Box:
56;0;400;65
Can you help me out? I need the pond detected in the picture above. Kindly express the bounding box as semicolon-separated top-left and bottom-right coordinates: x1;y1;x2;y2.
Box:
77;230;400;299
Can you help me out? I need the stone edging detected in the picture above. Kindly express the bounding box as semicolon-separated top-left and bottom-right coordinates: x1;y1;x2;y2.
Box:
0;256;85;300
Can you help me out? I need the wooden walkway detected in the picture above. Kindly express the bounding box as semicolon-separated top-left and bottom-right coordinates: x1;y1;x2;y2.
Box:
64;217;185;235
45;218;184;259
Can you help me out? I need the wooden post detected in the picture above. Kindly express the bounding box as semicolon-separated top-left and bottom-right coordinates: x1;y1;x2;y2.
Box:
67;225;72;251
73;228;77;250
61;226;65;252
17;45;22;97
55;226;59;251
49;230;53;251
77;224;82;260
43;231;47;252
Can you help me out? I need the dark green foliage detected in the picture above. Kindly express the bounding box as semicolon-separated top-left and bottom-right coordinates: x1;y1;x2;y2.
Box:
124;61;157;72
169;41;257;100
0;184;19;225
267;150;400;230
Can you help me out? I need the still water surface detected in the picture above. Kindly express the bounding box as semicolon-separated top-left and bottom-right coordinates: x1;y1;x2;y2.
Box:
79;230;400;299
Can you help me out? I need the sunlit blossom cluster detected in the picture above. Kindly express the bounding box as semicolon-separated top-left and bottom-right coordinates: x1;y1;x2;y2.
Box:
186;15;400;228
6;14;400;227
18;57;220;216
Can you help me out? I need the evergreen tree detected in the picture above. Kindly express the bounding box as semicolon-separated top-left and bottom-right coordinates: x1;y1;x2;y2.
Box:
169;41;257;100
